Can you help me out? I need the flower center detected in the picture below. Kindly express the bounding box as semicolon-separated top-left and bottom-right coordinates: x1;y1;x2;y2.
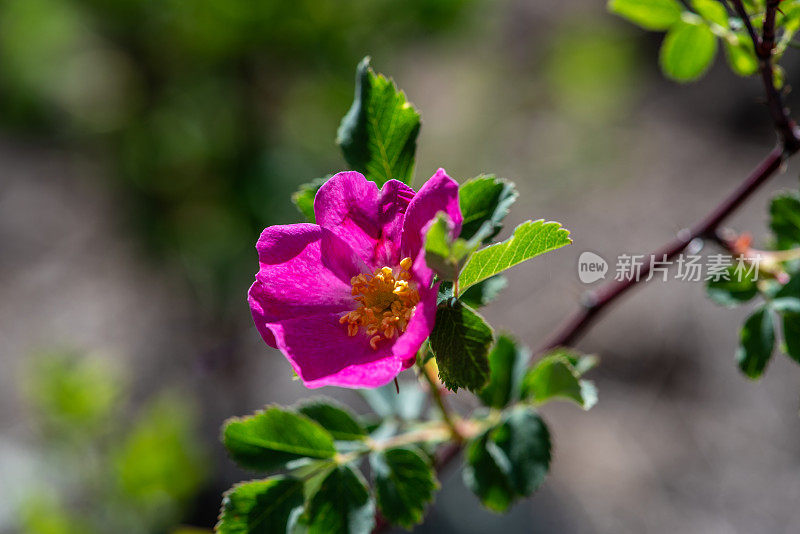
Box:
339;257;420;350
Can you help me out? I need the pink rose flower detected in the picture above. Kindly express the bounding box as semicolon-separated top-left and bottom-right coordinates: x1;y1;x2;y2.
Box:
248;169;462;389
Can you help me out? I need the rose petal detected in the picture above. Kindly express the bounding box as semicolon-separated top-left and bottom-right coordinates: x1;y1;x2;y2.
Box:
315;171;381;266
376;179;415;265
250;224;356;347
401;168;462;259
267;312;404;388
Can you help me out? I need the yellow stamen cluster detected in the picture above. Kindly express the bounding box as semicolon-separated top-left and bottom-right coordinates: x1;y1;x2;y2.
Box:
339;257;420;350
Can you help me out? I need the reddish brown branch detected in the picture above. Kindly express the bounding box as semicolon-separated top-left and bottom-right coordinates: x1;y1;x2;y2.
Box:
537;0;800;353
538;147;785;351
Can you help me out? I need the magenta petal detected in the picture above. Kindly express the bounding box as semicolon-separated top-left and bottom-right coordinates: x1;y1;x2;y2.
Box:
249;281;278;347
319;227;370;282
250;224;355;347
410;248;436;289
401;168;462;258
376;179;415;264
315;171;381;266
268;312;404;388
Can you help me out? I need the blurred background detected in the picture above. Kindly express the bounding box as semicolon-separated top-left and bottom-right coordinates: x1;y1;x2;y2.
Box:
2;0;800;532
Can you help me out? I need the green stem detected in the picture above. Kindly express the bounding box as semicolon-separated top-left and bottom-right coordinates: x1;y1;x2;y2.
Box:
419;360;463;442
324;421;458;467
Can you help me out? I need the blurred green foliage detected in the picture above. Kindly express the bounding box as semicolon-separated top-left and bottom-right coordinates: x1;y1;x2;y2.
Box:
0;0;476;317
22;350;121;436
546;22;639;122
114;395;206;524
18;350;207;534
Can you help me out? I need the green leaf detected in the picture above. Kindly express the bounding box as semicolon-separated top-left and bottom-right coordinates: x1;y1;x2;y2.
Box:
459;275;508;308
660;20;717;82
706;264;759;306
424;213;453;266
370;446;438;529
223;407;336;471
477;335;531;409
297;399;366;442
424;212;478;281
306;465;375;534
567;353;599;376
463;407;551;512
291;177;328;223
737;307;775;379
724;35;758;76
289;459;337;503
776;273;800;299
491;407;551;496
462;434;516;513
782;312;800;365
774;65;786;90
608;0;683;30
217;477;304;534
779;1;800;28
692;0;729;27
779;2;800;49
768;274;800;315
437;276;508;307
458;220;571;293
429;299;494;392
458;175;519;242
337;57;420;186
521;350;598;410
770;191;800;249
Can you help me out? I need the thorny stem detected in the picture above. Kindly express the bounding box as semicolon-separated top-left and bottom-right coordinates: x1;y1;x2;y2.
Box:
539;147;786;350
730;0;800;151
761;0;780;57
353;423;454;460
324;419;479;474
304;421;460;485
759;0;800;152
